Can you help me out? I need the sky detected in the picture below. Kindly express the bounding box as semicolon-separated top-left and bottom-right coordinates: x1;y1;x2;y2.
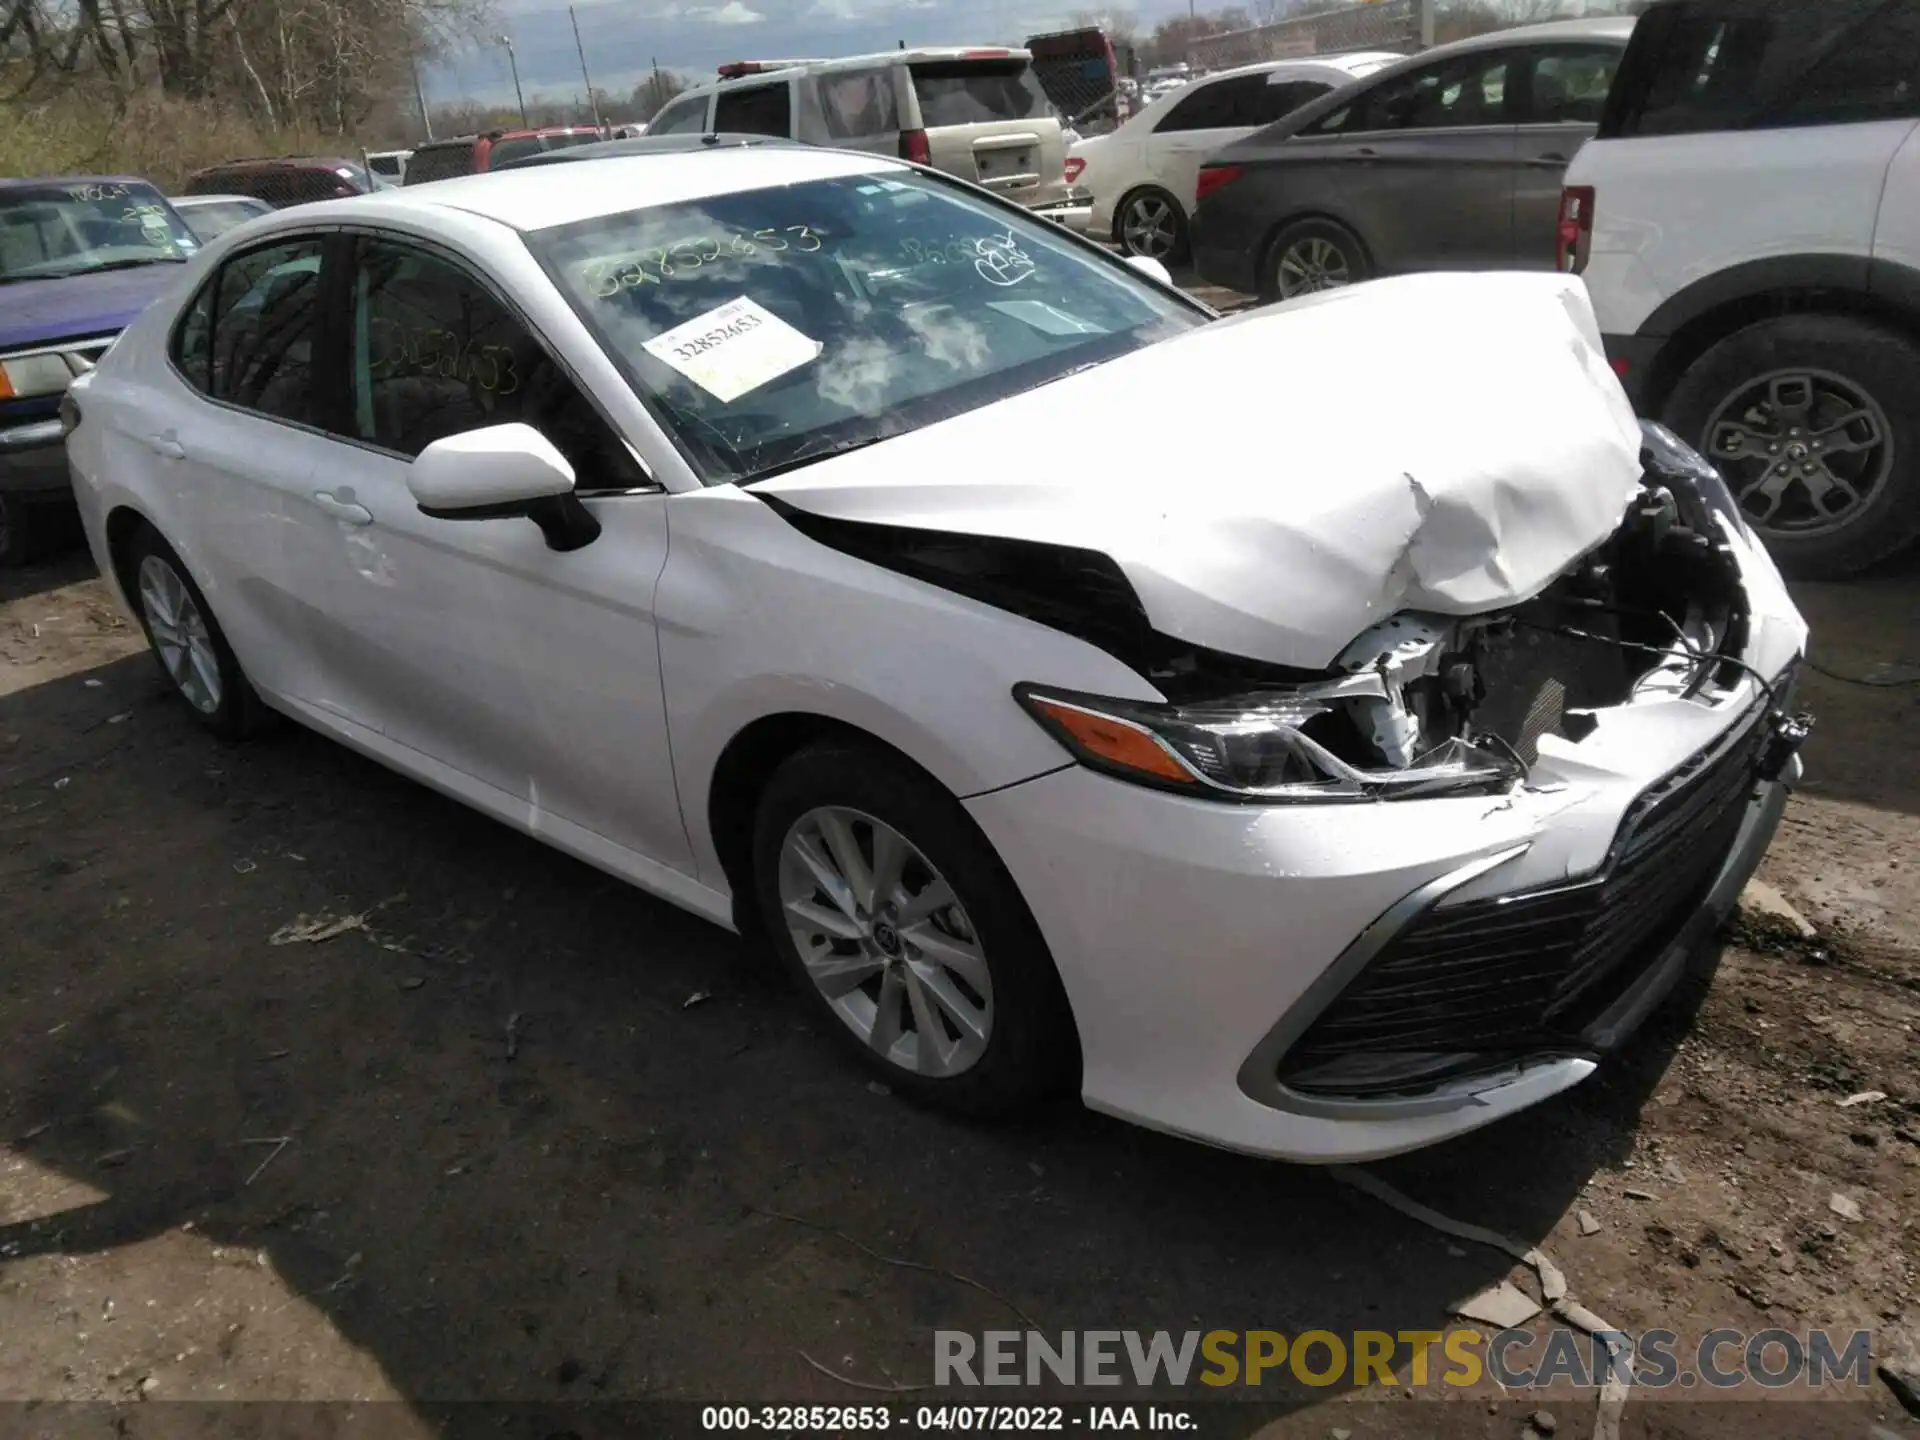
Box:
425;0;1204;107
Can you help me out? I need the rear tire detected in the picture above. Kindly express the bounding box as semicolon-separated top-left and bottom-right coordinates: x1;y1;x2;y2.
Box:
1262;218;1369;302
1663;313;1920;577
123;525;277;740
1115;187;1189;264
751;740;1078;1117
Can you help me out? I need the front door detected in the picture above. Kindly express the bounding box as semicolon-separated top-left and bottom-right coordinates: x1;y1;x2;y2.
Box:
1316;48;1525;272
309;233;693;874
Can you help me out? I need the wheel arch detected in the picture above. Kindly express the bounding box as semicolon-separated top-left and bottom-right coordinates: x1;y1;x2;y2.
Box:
103;504;158;613
1634;255;1920;415
706;710;968;937
1256;210;1374;292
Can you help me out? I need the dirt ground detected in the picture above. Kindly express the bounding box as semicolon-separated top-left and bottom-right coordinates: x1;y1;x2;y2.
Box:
2;524;1917;1438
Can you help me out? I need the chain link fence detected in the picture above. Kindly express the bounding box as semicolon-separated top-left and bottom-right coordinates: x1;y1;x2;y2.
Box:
1027;33;1140;136
1185;0;1420;71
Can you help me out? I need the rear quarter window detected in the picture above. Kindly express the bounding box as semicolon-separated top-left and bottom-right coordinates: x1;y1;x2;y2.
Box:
1603;0;1920;137
910;60;1049;126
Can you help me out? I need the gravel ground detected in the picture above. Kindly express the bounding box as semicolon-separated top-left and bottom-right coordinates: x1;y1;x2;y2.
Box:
1;479;1916;1437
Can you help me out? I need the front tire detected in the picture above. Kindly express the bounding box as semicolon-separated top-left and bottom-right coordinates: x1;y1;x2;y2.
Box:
1263;218;1369;302
1663;313;1920;577
124;526;276;740
751;741;1077;1116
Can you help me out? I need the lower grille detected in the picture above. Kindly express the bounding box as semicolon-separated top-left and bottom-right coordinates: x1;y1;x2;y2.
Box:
1277;702;1772;1099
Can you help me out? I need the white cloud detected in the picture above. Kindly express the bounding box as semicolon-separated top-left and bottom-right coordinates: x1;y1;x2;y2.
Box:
703;1;765;22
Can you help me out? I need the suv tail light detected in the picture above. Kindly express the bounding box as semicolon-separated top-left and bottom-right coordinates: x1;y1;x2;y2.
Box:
1194;164;1243;205
900;128;932;166
1063;156;1086;185
1557;185;1594;275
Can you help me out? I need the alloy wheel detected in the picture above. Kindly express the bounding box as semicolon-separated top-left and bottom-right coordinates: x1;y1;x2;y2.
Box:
1276;235;1352;298
1704;368;1895;538
778;805;993;1078
1121;194;1178;260
138;553;223;714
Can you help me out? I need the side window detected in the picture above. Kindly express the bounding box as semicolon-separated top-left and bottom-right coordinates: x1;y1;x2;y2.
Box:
349;238;645;488
207;238;325;425
820;68;900;139
1372;53;1512;130
1155;76;1256;132
1611;0;1920;136
713;81;793;136
1256;79;1335;126
1525;46;1620;125
650;94;710;136
172;276;215;393
1312;53;1512;134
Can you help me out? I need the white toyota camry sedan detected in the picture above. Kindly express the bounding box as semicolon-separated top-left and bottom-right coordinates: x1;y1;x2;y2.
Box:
63;145;1810;1162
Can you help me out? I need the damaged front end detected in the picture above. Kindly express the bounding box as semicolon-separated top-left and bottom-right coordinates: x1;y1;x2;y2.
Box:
1020;423;1804;803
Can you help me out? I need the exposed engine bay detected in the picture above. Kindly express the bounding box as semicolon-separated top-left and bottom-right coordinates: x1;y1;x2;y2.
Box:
766;424;1800;804
1143;440;1758;796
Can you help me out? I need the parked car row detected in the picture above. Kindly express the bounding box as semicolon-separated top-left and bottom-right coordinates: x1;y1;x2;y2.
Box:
1061;0;1920;578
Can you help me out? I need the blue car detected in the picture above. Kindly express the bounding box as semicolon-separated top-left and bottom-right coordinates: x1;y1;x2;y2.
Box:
0;176;199;565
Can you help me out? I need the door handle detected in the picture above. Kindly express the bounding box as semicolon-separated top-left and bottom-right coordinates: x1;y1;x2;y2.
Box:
1529;152;1570;166
312;491;374;526
146;434;186;460
1355;146;1378;159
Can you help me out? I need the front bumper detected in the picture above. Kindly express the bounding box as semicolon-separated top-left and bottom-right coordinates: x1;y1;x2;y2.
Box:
967;532;1807;1162
0;417;72;499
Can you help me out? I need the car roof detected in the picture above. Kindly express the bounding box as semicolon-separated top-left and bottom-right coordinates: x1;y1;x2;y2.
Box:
169;193;271;207
689;45;1035;95
290;146;900;233
491;132;799;170
194;156;359;173
1419;14;1636;58
1182;50;1405;86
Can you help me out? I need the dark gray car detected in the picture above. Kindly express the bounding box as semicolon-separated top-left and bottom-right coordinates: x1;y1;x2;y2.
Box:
1192;17;1633;300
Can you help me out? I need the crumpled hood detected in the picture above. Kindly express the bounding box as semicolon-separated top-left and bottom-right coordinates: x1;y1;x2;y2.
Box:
0;264;185;353
757;272;1647;670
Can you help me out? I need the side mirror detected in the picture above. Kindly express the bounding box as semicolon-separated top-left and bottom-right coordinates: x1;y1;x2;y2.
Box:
408;422;601;552
1125;253;1173;287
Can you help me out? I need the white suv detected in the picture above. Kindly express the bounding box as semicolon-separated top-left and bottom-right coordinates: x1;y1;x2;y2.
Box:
1563;0;1920;576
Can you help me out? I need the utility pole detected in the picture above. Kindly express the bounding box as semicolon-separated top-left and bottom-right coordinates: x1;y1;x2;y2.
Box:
500;34;529;127
411;55;434;140
570;5;603;132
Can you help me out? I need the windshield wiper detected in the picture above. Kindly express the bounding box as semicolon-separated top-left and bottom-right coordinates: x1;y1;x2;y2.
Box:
15;256;188;281
741;432;901;485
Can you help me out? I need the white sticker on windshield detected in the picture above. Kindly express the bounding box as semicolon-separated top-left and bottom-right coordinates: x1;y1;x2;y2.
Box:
641;296;822;403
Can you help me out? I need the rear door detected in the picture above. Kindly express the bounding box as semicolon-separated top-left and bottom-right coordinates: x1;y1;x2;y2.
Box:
1151;71;1339;212
1290;48;1523;272
1511;43;1623;265
909;57;1067;208
158;233;348;707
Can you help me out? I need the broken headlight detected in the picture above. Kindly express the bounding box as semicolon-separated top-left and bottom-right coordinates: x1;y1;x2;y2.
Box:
1014;683;1523;803
1641;420;1750;542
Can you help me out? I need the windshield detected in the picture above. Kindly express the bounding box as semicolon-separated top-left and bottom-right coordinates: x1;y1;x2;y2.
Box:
532;169;1200;484
178;198;270;243
0;181;198;284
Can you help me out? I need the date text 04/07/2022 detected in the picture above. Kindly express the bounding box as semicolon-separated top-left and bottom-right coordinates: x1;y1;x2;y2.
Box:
699;1405;1196;1431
